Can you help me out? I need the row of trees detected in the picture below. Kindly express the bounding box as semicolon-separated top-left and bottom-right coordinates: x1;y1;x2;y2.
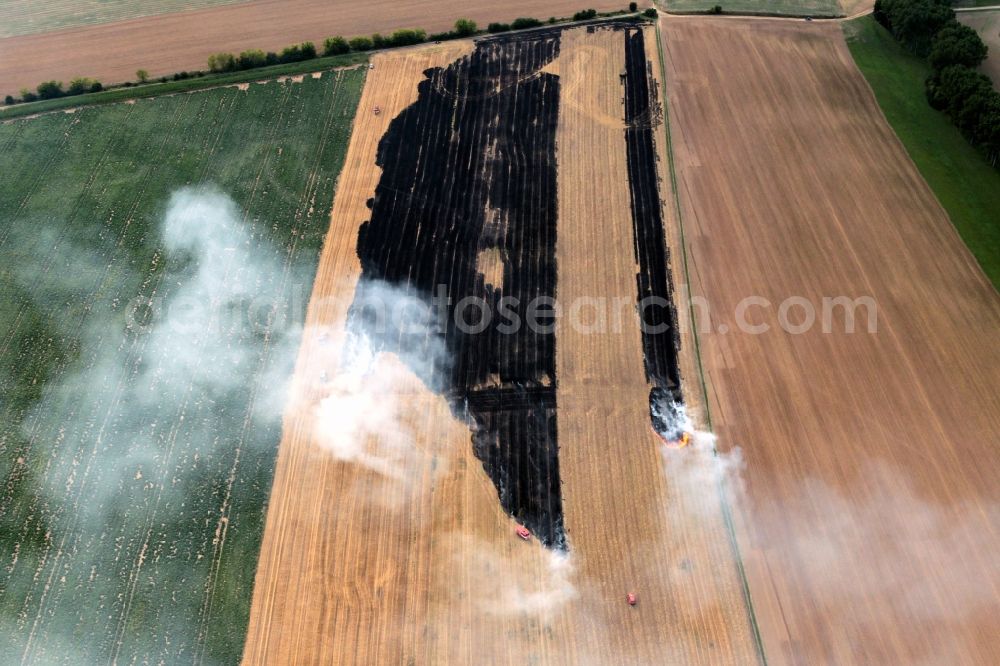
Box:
208;41;320;72
207;7;647;72
3;6;649;107
207;22;456;73
482;7;654;36
874;0;999;165
5;77;103;105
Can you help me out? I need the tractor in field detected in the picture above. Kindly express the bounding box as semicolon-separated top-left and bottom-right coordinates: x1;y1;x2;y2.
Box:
626;592;637;606
515;525;531;540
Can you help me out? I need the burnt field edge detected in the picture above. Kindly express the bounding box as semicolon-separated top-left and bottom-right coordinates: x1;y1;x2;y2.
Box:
621;26;686;439
347;29;566;547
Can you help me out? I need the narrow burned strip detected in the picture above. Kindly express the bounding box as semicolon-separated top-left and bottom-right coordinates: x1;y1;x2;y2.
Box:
348;32;566;547
621;27;684;437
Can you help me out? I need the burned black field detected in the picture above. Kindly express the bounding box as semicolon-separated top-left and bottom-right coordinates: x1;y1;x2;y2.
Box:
347;23;682;549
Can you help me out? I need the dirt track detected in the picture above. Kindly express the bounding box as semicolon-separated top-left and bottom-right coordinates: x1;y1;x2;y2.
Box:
661;17;1000;664
0;0;624;95
245;26;761;664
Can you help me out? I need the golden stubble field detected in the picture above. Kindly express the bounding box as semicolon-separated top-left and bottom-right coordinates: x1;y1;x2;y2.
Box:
244;26;760;665
660;16;1000;665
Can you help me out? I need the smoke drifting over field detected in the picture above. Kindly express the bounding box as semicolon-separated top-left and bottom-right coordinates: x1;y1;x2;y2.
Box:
31;188;301;514
661;408;1000;663
6;187;309;664
659;402;747;512
745;462;1000;664
653;401;999;663
444;533;579;619
310;279;452;498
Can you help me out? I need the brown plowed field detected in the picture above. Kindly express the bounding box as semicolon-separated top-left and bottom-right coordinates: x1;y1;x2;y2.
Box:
660;17;1000;665
0;0;625;96
245;26;760;664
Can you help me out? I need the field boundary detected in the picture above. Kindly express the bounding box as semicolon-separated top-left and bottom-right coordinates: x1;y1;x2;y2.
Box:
1;13;654;122
663;8;844;18
653;21;769;665
0;53;368;121
844;16;1000;288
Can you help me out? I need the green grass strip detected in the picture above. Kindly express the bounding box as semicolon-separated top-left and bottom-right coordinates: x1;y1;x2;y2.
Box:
845;16;1000;289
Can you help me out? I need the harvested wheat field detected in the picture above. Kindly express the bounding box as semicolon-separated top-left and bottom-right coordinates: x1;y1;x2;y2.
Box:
661;17;1000;665
0;0;626;96
245;24;761;664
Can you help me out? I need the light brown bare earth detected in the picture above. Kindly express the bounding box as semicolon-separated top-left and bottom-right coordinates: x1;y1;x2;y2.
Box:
661;17;1000;665
0;0;627;96
245;27;760;664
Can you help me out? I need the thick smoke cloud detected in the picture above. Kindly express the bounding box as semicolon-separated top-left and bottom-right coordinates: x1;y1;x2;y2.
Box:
306;279;452;500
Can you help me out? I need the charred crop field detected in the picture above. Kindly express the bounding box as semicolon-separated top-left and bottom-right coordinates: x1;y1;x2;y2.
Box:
248;24;759;664
0;69;363;664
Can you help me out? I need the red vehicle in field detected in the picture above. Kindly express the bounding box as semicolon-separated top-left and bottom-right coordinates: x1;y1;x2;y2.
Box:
515;525;531;540
626;592;637;606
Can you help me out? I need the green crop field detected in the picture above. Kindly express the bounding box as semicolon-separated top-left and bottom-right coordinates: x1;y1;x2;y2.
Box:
0;67;363;664
845;17;1000;288
0;0;251;37
661;0;843;17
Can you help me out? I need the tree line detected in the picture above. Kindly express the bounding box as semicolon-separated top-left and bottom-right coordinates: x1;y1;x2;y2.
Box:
3;6;654;107
5;77;103;105
208;7;654;72
874;0;999;165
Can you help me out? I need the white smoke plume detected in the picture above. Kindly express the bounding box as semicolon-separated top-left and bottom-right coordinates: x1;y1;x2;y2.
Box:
6;186;310;664
434;531;580;624
31;188;303;514
308;279;452;501
655;398;747;518
476;545;578;619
